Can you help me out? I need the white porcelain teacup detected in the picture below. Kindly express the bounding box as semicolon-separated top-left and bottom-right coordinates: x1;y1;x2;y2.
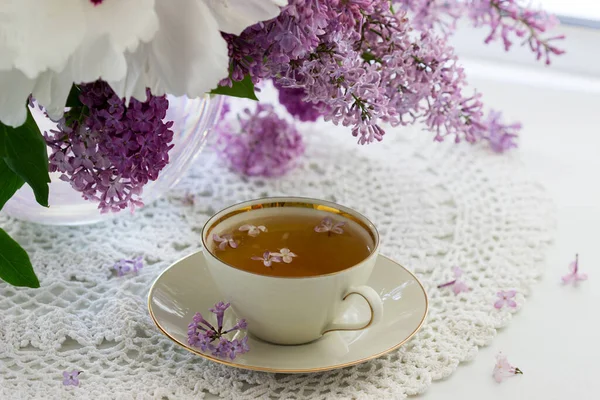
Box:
201;197;383;345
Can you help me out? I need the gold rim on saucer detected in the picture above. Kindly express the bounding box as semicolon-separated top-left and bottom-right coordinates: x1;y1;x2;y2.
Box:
147;253;429;374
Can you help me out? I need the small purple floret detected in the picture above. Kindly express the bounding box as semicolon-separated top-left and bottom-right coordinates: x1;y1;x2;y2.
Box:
187;303;249;360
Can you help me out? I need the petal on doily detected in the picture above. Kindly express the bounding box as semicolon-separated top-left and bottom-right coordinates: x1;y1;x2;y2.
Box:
0;0;85;78
0;70;35;127
204;0;287;35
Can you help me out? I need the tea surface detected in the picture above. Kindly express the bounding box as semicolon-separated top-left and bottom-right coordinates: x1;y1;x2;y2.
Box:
209;210;373;277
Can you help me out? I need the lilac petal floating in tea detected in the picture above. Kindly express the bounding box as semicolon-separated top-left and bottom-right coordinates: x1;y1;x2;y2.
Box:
251;251;282;267
239;224;268;237
272;248;297;263
314;217;345;235
213;234;238;250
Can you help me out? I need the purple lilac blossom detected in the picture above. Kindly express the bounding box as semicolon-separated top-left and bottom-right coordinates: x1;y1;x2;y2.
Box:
273;81;323;122
44;81;174;213
187;302;249;360
222;0;525;151
216;104;305;177
112;256;143;276
395;0;565;65
494;290;518;309
62;370;82;387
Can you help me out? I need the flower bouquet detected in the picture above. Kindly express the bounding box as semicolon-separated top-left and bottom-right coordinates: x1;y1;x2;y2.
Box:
0;0;563;288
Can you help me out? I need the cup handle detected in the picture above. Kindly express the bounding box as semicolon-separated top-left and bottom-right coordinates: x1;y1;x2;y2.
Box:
322;285;383;335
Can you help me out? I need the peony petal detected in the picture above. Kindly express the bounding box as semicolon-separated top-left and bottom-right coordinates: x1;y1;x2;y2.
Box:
147;0;229;98
32;69;76;121
106;49;149;103
204;0;286;35
65;35;128;84
81;0;158;54
0;0;85;77
0;69;35;127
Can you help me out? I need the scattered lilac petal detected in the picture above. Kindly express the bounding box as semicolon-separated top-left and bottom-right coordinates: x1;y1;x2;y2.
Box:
62;370;82;387
495;290;518;310
112;257;142;276
437;266;470;294
562;254;587;285
492;352;523;383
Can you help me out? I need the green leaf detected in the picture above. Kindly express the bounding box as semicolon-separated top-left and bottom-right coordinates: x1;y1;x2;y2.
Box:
0;228;40;288
0;108;50;207
0;159;24;210
65;84;83;108
210;75;259;100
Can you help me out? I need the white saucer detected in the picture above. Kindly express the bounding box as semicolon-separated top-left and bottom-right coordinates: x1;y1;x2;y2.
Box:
148;251;428;373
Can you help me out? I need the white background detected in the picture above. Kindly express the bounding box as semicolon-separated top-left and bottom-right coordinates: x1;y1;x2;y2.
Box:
419;17;600;400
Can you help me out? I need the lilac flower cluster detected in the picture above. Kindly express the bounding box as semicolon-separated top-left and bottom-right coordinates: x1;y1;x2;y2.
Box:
224;0;525;149
395;0;565;65
216;104;304;177
273;82;323;122
44;81;174;213
187;302;249;360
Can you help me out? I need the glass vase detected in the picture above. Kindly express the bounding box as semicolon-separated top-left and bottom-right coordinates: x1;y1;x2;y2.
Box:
2;95;223;225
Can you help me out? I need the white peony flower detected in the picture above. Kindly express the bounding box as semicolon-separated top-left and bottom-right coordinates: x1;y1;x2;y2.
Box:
0;0;286;127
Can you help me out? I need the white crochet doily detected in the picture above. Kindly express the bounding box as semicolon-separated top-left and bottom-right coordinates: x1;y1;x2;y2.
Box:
0;121;554;399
